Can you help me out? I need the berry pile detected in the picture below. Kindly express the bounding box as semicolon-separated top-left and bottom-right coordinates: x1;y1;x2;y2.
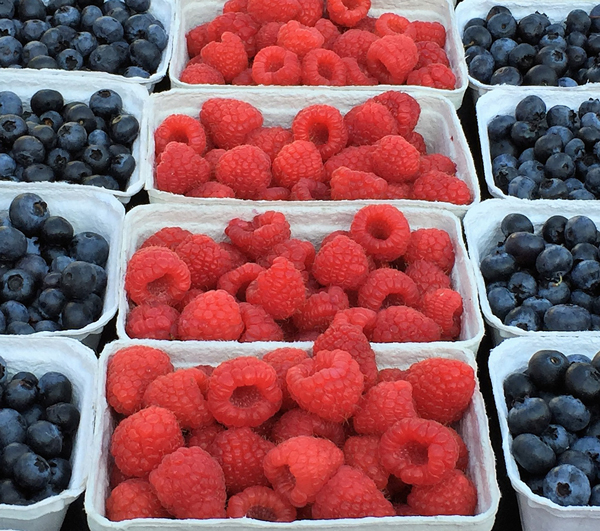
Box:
488;95;600;200
482;212;600;332
0;88;139;192
464;6;600;87
504;349;600;506
0;0;167;77
180;0;456;88
0;356;80;505
104;344;478;521
154;94;471;204
0;192;109;334
124;205;464;343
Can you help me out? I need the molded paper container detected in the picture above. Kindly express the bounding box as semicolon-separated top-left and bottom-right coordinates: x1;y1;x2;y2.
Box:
489;336;600;531
116;202;485;354
170;0;469;108
0;336;97;531
145;88;480;218
0;71;149;204
85;339;500;531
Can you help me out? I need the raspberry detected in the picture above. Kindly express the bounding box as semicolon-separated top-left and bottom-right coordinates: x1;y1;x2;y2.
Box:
272;408;345;446
330;167;388;199
326;0;370;28
345;102;398;147
259;239;315;272
111;407;184;477
405;260;451;295
324;145;374;179
371;91;420;137
175;234;233;290
366;35;418;84
332;29;379;65
301;49;347;87
186;181;236;198
386;182;412;199
331;307;376;334
312;235;369;290
408;469;477;516
187;23;209;57
314;18;341;48
220;241;250;269
371;306;441;343
225;211;291;259
278;20;324;58
187;423;225;451
217;262;265;300
419;153;456;175
227;486;297;521
109;462;130;489
215;144;272;198
372;135;420;183
263;347;309;410
377;367;408;383
180;62;226;84
415;41;449;69
312;465;395;519
448;427;469;471
224;0;248;12
286;349;364;422
407;21;446;48
354;14;375;31
296;0;323;26
149;446;227;519
141;227;192;251
106;479;169;521
178;289;244;340
255;22;284;51
200;98;263;150
155;115;207;157
272;140;325;188
206;12;260;58
246;257;306;320
406;358;475;424
357;268;420;311
125;246;191;306
259;187;290;200
412;171;471;205
405;228;455;272
155;142;210;195
395;504;419;516
374;13;410;37
289;178;330;200
239;302;284;342
341;56;379;85
126;303;179;340
379;417;458;485
350;204;411;261
210;427;275;493
201;32;248;82
247;0;300;23
208;356;282;427
232;68;255;85
246;126;293;161
293;286;349;331
404;130;427;154
263;435;344;506
106;346;174;416
252;45;302;85
407;64;456;90
292;104;347;161
343;436;388;489
205;148;226;178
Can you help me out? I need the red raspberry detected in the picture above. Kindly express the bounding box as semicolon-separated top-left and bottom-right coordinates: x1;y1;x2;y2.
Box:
314;17;341;48
126;303;179;340
350;204;411;261
342;56;378;85
111;407;184;477
372;135;420;183
225;211;291;259
386;182;412;199
377;367;408;383
227;486;297;521
149;446;227;519
215;144;272;199
330;167;388;199
301;49;347;87
312;465;395;518
106;346;173;416
200;98;263;150
259;239;315;272
187;423;225;451
292;104;347;161
180;62;225;84
186;181;236;198
224;0;248;12
246;257;306;320
246;126;293;161
210;427;274;493
407;64;456;89
109;463;131;489
354;14;376;31
371;91;420;137
312;234;369;290
187;23;209;57
106;479;169;521
247;0;300;23
357;268;420;311
379;417;458;485
405;260;451;295
263;347;309;410
141;227;192;251
331;307;376;334
293;286;348;331
204;148;226;178
326;0;370;28
239;302;284;342
208;356;282;427
232;67;255;85
178;289;244;340
290;178;331;200
419;153;456;175
374;13;410;37
272;408;345;446
278;20;324;58
263;435;344;506
448;427;469;471
206;12;259;58
155;115;206;157
415;41;449;69
272;140;325;188
332;29;379;65
408;469;477;516
286;349;364;422
258;187;290;200
201;32;248;82
372;306;441;343
324;145;374;179
220;241;250;269
345;102;398;147
405;130;427;154
343;436;388;489
155;142;210;195
175;234;233;290
125;246;191;306
412;170;471;205
217;262;265;300
252;45;302;85
296;0;323;26
366;35;418;84
407;21;446;48
405;228;455;272
255;22;284;51
406;358;475;424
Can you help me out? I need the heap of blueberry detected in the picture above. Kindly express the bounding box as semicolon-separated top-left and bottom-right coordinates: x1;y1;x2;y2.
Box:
0;192;109;334
0;88;138;191
482;212;600;332
0;0;167;77
464;5;600;87
504;349;600;506
0;356;80;504
489;95;600;200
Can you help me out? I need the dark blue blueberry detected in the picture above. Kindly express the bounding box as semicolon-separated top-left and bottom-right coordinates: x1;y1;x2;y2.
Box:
490;66;522;86
0;408;26;446
81;143;110;172
503;371;535;408
91;263;106;294
56;48;83;70
465;45;487;65
488;286;517;321
107;7;129;25
0;442;30;477
1;300;29;323
1;268;36;304
37;288;65;320
501;213;534;236
511;121;542;149
522;297;553;318
147;23;166;51
0;35;21;66
534;134;563;163
9;193;48;236
507;176;537;198
535;246;573;281
480;249;517;282
123;12;151;41
108;143;129;157
538;178;569;199
12;135;45;166
22;40;47;63
548;394;591;432
518;12;550;44
22;162;53;182
4;377;38;411
16;0;45;20
488;114;515;141
34;320;61;332
571;437;600;472
52;5;79;27
0;478;26;504
567;9;592;34
88;43;120;73
80;4;102;31
523;64;559;86
15;253;47;282
539;34;567;50
45;402;79;434
47;457;71;490
41;271;61;290
40;27;69;56
567;354;591;364
0;225;24;261
61;300;94;329
124;0;149;12
570;260;600;291
21;403;44;426
504;231;545;267
464;18;486;30
546;125;573;146
564;363;600;403
0;114;27;145
40;216;73;246
29;124;56;150
108;152;134;184
92;15;123;43
13;451;49;491
544;304;591;331
463;25;492;49
565;139;586;163
558;77;578;87
89;88;122;119
528;349;569;391
64;102;95;133
570;289;594;310
566;46;587;71
518;160;545;183
72;30;97;57
490;138;519;160
0;17;16;37
591;485;600;505
565;178;584;193
61;160;91;183
504;306;540;331
468;52;495;83
542;216;567;244
110;113;139;145
6;321;34;334
541;424;572;455
487;13;517;40
580;112;600;129
20;19;48;42
512;433;556;475
558;450;596;484
543;464;590;506
82;292;102;318
564;216;597;248
577;125;600;147
60;260;97;300
26;420;62;458
56;122;87;152
45;147;70;175
508;271;537;302
508;397;551;435
50;255;73;273
508;43;537;71
88;129;110;147
0;0;14;19
535;46;568;77
0;153;15;177
82;174;120;190
0;92;20;117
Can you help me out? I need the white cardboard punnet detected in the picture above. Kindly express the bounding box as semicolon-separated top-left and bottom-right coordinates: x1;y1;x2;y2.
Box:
85;339;500;531
489;336;600;531
0;337;97;531
170;0;468;108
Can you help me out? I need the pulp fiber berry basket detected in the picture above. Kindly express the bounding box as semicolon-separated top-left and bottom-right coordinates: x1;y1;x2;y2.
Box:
0;336;97;531
116;202;485;354
169;0;469;108
0;71;149;204
145;87;480;218
489;336;600;531
84;338;500;531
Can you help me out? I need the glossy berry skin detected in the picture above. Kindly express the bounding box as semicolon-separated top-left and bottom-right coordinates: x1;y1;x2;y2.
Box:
512;433;556;475
564;363;600;403
548;395;590;432
528;350;569;391
12;452;50;492
543;464;591;506
507;397;551;436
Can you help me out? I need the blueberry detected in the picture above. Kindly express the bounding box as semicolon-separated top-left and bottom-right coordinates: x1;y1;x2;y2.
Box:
69;231;108;266
25;53;55;69
72;30;97;57
15;254;47;283
0;225;26;261
0;408;26;446
511;121;541;149
523;65;559;86
577;125;600;147
50;255;72;272
490;66;523;86
0;0;14;18
490;138;519;160
12;371;37;385
564;362;600;403
487;286;517;320
89;89;122;119
1;268;35;304
9;193;49;237
464;18;486;30
91;263;106;294
45;147;70;175
56;122;87;153
123;12;151;41
518;13;550;45
567;9;592;35
34;320;61;332
83;173;120;190
29;125;56;151
11;135;45;166
522;297;553;318
147;23;166;51
571;437;600;471
538;178;569;199
501;213;534;237
565;216;597;248
7;322;35;334
567;354;591;364
547;105;578;129
88;43;120;73
508;271;537;302
80;4;101;31
52;5;80;28
13;451;49;491
558;450;596;484
504;306;540;331
64;102;96;134
38;371;71;406
81;143;110;173
92;15;123;44
4;377;38;411
504;231;545;267
26;420;62;458
61;160;92;183
570;289;594;310
508;397;551;436
47;457;71;490
1;300;29;323
480;249;517;281
60;260;98;300
487;13;517;40
465;45;487;65
535;46;568;77
512;433;556;475
124;0;149;12
534;133;563;163
549;394;590;434
56;48;83;70
570;260;600;291
468;52;495;83
542;215;567;244
40;216;73;246
488;114;516;141
0;442;30;477
541;424;572;455
543;464;591;506
21;403;44;426
503;371;536;407
45;402;79;434
36;288;65;320
61;300;94;329
41;271;61;290
107;7;129;25
528;349;569;391
544;304;591;331
0;478;26;504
